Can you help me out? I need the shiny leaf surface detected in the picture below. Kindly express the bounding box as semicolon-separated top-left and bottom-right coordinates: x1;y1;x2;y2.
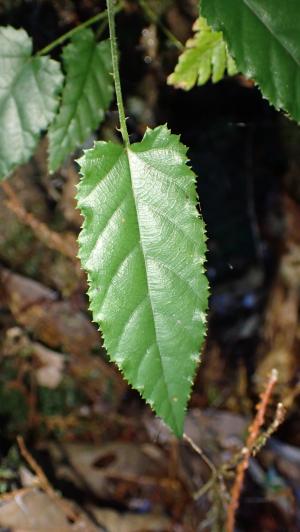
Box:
77;125;208;435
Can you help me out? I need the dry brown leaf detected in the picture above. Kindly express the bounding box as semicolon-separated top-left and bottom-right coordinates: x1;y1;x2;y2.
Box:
0;488;97;531
89;507;172;532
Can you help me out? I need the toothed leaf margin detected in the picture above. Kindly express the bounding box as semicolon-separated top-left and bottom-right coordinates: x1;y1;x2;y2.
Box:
77;125;209;436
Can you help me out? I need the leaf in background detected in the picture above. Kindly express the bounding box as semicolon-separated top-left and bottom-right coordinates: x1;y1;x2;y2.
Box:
202;0;300;122
77;125;208;436
48;30;113;173
0;26;63;180
168;17;237;90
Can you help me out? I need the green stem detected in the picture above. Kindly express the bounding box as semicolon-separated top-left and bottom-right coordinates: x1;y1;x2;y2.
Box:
106;0;129;147
37;5;121;56
139;0;183;51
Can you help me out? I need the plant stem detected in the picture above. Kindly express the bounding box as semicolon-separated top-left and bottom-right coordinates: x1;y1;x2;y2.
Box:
37;5;121;56
139;0;183;51
106;0;130;146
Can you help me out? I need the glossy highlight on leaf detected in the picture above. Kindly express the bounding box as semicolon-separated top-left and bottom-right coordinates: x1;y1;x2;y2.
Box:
168;17;237;90
48;30;113;173
0;26;63;180
202;0;300;122
77;125;209;436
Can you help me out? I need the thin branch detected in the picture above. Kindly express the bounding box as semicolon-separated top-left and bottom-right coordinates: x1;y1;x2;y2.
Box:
17;436;78;522
226;369;279;532
0;487;33;502
183;433;217;478
1;181;79;265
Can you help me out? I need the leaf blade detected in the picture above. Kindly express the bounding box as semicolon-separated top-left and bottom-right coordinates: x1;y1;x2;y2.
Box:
77;126;208;435
48;29;114;173
168;17;237;90
202;0;300;121
0;26;63;180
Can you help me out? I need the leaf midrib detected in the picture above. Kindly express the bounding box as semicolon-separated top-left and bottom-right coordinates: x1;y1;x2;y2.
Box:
243;0;300;68
126;146;180;433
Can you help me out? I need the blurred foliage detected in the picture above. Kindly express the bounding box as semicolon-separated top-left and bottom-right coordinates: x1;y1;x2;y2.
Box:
0;354;83;436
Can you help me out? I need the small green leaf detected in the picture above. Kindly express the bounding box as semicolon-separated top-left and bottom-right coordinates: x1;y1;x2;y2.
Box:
202;0;300;122
77;125;208;436
168;17;237;90
48;30;114;173
0;26;63;180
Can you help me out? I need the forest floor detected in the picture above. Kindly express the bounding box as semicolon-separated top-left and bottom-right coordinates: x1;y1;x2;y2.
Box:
0;1;300;531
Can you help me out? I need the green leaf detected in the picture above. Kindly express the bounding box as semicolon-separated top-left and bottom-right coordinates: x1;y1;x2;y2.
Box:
168;17;237;90
202;0;300;122
48;30;114;173
77;125;208;436
0;26;63;180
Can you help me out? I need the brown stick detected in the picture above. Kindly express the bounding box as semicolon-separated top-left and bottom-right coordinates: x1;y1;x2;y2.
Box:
17;436;77;522
0;486;33;502
1;181;78;263
226;369;278;532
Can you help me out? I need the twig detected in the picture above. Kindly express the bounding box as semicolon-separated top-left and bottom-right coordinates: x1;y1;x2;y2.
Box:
193;476;215;500
251;402;285;457
183;433;225;503
183;431;230;530
0;486;33;502
183;433;217;478
1;181;79;264
17;436;77;522
226;369;279;532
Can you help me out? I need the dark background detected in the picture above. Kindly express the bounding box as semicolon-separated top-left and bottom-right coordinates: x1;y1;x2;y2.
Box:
0;1;299;530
